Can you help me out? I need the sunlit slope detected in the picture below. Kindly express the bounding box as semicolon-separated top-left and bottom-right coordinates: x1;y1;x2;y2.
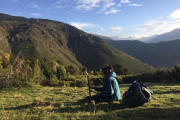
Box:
0;13;154;74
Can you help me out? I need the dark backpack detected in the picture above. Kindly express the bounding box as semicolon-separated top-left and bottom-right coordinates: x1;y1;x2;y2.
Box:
122;80;153;106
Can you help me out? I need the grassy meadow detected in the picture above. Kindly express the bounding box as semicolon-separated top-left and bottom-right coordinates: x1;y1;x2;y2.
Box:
0;83;180;120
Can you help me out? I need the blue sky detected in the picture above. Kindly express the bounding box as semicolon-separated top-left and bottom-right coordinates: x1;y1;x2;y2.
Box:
1;0;180;40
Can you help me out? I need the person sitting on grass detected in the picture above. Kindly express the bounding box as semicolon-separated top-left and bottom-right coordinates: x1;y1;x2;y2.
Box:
89;65;121;104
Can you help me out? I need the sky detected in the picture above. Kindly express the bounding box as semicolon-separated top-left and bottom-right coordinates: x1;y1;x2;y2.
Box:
1;0;180;41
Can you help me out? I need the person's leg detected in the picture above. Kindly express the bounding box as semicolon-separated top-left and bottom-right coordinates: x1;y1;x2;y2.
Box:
91;95;102;104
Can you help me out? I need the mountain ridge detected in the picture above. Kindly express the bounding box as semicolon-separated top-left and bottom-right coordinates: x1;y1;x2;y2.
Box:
148;28;180;43
0;13;154;74
106;39;180;68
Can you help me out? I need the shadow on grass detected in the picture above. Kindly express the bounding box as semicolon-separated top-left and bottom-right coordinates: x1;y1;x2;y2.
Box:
0;99;128;114
155;90;180;94
55;98;128;114
81;107;180;120
1;104;33;110
145;83;180;87
0;101;51;110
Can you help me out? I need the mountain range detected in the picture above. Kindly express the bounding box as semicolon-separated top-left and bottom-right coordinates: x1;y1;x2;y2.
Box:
0;13;154;74
105;39;180;68
103;28;180;43
147;28;180;43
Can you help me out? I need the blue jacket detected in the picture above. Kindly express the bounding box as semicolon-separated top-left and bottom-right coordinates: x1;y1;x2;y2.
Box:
94;71;121;102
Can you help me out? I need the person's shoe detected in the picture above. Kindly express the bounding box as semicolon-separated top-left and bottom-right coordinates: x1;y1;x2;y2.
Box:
90;100;95;105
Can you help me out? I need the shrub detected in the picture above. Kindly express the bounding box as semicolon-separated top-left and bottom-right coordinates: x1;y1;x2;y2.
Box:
75;79;87;87
48;73;59;86
0;64;3;71
57;65;66;80
112;64;131;75
90;78;103;86
65;65;79;75
13;64;34;88
32;63;44;84
116;76;122;83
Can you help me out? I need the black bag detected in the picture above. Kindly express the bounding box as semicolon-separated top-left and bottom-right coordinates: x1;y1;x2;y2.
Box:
122;80;153;106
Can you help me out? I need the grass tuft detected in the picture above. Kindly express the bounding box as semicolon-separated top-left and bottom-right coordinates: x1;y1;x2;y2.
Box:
0;83;180;119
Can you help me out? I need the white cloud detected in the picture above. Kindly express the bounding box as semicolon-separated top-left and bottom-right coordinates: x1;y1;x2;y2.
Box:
121;0;131;3
56;6;63;8
105;8;121;14
119;35;142;39
75;0;117;12
70;22;97;30
167;9;180;19
111;35;144;40
158;17;162;19
29;3;40;9
133;28;145;31
76;4;100;10
101;1;115;11
111;27;122;33
129;4;142;6
31;13;41;16
32;5;39;8
117;4;122;7
112;9;180;40
100;28;104;31
75;0;101;10
76;0;101;5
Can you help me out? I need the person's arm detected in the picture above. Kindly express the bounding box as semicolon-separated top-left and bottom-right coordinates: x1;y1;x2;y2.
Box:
100;78;115;97
93;82;106;92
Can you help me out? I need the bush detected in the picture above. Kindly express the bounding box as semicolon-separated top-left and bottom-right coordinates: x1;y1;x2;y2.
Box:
12;64;34;88
75;79;87;87
57;65;66;80
48;74;59;86
116;76;123;83
112;64;131;75
0;64;3;71
65;65;79;75
90;77;103;86
32;64;45;84
122;63;180;83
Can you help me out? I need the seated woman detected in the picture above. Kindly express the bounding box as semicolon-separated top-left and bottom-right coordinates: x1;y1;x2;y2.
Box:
89;66;121;104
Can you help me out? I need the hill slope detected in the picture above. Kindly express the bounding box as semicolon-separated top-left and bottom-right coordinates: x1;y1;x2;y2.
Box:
106;39;180;68
92;34;113;41
0;13;154;74
148;28;180;43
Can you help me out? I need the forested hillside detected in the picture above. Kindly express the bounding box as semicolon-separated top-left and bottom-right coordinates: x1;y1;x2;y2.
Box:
106;39;180;68
0;13;154;74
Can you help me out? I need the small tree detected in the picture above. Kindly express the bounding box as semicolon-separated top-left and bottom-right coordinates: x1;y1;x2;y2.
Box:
2;53;10;68
112;64;131;75
65;65;77;75
57;65;66;80
32;63;44;84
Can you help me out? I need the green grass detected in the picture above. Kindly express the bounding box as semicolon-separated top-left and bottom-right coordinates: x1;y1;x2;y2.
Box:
0;83;180;120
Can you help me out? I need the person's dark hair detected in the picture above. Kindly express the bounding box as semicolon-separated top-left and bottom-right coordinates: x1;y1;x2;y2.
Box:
102;65;114;75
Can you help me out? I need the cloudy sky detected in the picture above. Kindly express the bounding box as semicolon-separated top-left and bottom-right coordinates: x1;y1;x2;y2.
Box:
1;0;180;40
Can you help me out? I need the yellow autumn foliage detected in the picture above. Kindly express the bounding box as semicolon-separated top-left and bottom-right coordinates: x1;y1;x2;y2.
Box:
4;53;10;61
